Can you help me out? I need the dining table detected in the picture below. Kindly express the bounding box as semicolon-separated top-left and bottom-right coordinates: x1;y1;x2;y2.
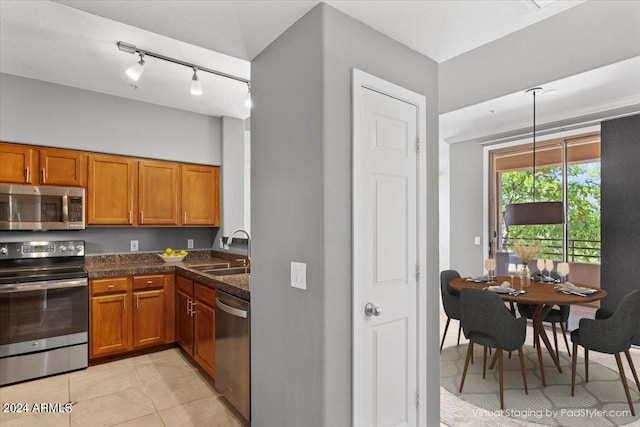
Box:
449;276;607;387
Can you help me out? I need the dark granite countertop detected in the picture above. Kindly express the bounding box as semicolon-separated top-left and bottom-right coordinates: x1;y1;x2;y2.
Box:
84;250;250;301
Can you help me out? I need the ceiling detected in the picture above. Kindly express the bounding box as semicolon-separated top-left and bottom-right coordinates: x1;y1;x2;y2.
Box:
1;0;637;139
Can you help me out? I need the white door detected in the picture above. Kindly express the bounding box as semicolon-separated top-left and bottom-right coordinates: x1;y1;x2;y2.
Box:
353;69;427;427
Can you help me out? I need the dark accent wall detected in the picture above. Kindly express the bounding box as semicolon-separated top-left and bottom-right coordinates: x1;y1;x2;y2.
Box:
600;114;640;311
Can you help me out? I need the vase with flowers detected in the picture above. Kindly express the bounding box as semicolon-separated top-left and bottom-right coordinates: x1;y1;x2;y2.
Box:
512;241;543;287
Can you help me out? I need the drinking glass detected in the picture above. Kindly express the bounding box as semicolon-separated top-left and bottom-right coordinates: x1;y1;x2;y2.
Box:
508;263;517;288
545;259;554;281
537;258;545;278
557;262;570;283
484;258;496;279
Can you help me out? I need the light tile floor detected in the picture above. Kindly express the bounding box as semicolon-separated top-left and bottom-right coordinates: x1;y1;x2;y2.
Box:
439;297;640;426
0;348;248;427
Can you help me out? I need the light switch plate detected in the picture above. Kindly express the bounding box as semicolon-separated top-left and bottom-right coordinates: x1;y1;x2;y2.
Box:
130;240;139;252
291;262;307;290
474;236;481;246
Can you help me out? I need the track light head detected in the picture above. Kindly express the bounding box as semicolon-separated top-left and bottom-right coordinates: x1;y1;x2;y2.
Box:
245;83;252;108
126;53;145;81
191;68;202;96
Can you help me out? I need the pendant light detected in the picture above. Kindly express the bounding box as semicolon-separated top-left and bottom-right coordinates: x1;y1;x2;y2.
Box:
505;88;564;226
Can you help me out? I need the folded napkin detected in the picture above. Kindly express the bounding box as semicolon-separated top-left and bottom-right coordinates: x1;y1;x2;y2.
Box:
485;281;515;293
465;275;494;283
556;281;598;295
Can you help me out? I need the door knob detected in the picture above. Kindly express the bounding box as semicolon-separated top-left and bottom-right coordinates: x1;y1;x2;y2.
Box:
364;303;381;317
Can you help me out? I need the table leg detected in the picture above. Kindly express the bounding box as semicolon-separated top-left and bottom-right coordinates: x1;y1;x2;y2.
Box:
533;304;563;373
533;310;546;387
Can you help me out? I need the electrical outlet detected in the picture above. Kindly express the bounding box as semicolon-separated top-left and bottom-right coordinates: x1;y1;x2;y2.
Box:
187;239;194;249
130;240;139;252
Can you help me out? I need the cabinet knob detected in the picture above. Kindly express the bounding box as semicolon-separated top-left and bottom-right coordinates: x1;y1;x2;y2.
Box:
147;280;153;284
108;285;114;288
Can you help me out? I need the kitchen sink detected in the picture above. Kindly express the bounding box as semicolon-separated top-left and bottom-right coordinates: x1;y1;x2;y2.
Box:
190;264;249;275
201;267;250;276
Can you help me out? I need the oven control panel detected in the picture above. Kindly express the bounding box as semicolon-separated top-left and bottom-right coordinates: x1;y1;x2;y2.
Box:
0;240;85;259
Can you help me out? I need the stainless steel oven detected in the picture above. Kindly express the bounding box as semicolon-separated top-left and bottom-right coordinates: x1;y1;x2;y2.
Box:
0;240;88;385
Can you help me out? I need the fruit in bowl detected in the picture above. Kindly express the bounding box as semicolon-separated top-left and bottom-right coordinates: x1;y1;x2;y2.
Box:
158;248;188;262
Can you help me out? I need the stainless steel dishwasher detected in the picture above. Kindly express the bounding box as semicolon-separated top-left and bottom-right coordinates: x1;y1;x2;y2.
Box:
215;290;250;421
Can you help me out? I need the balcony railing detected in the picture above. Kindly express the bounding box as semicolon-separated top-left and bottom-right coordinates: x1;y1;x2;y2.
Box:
503;237;601;263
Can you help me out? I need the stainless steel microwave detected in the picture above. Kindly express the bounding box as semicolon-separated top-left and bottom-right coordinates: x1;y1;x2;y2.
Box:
0;184;85;230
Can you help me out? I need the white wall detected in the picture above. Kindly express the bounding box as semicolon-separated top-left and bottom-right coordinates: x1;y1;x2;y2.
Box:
0;73;222;165
222;116;249;236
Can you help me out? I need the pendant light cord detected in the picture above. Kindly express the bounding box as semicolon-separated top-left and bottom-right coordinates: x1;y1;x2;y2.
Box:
532;89;537;202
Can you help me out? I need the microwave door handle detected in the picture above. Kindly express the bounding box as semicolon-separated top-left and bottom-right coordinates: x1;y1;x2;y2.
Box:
62;194;69;224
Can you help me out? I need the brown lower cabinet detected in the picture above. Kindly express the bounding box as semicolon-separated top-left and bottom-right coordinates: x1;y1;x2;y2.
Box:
90;273;175;360
176;275;215;378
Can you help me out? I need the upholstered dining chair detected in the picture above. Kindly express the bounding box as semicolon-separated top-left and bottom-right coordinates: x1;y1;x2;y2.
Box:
459;288;528;409
440;269;462;352
571;289;640;416
517;303;571;357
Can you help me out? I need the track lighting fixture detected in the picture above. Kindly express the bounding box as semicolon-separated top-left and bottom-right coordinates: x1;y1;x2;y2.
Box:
126;52;145;81
245;83;252;108
191;68;202;96
117;41;251;107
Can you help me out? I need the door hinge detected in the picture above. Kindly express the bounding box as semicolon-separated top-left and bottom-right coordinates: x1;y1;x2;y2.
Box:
416;264;421;281
416;391;420;408
416;137;420;154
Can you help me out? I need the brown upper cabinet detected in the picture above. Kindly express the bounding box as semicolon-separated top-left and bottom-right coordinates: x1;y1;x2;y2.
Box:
181;164;220;226
138;160;180;226
0;143;83;186
87;153;136;225
39;148;84;186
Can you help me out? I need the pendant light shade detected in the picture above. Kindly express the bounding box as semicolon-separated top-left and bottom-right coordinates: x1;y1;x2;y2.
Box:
504;87;564;226
505;201;563;226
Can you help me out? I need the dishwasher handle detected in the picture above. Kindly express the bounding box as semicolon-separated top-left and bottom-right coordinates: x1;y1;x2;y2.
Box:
216;297;248;318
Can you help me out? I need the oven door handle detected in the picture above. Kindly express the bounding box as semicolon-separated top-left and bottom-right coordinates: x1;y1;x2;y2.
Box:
0;278;88;293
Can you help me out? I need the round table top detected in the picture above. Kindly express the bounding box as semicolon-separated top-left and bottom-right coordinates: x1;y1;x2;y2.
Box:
448;276;607;305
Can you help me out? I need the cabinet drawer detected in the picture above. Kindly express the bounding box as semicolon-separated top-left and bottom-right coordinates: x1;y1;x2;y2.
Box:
176;275;194;296
133;274;165;290
194;283;215;307
91;277;130;295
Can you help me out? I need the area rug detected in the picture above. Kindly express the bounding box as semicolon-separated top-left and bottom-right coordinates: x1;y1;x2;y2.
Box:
441;344;640;426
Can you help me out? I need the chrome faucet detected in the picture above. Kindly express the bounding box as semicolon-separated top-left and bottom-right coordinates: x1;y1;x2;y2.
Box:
227;228;251;265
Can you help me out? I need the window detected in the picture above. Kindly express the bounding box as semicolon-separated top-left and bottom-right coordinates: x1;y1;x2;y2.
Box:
490;133;601;264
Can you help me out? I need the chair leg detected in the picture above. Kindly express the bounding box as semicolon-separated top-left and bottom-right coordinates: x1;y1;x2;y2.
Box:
615;352;636;417
560;322;571;357
459;342;474;393
552;322;559;358
571;341;578;396
498;348;504;410
489;348;499;370
585;348;589;383
624;350;640;392
518;347;528;394
457;322;462;346
483;346;488;379
440;317;451;352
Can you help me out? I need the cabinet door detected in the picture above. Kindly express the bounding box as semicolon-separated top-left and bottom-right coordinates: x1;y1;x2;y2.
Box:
176;290;194;354
133;290;165;348
0;143;37;184
194;300;215;378
90;293;132;358
39;148;84;186
87;154;135;225
181;164;220;226
139;160;179;225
